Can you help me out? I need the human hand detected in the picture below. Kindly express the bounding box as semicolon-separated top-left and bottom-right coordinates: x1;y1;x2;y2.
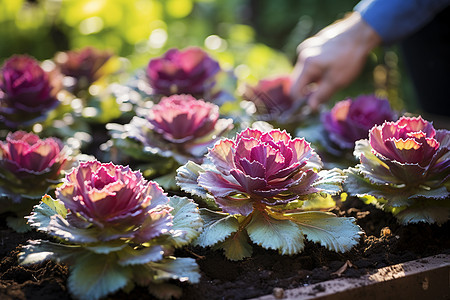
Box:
290;12;381;111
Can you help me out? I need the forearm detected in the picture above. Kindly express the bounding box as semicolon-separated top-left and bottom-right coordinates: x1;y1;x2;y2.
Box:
355;0;450;44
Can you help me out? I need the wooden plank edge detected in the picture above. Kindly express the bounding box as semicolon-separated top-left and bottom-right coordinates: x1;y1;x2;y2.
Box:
252;254;450;300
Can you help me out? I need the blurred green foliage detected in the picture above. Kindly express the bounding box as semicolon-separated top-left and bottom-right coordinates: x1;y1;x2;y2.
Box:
0;0;416;110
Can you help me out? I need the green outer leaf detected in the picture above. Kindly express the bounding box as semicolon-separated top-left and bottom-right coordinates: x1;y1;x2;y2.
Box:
215;229;253;261
345;168;450;207
175;162;219;210
175;161;206;195
68;253;132;300
19;239;83;265
148;257;200;283
286;211;362;253
0;174;56;202
167;196;203;247
246;211;305;255
46;215;99;243
117;245;164;266
0;192;41;220
408;185;450;200
128;264;156;286
193;208;239;247
393;199;450;225
107;123;155;161
27;195;67;231
344;168;413;207
313;168;346;195
6;215;31;233
153;171;178;190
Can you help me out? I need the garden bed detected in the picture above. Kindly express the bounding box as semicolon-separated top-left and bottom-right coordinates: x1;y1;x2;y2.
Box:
254;254;450;300
1;195;448;300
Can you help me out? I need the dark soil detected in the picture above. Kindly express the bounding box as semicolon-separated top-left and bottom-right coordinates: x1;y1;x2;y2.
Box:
1;196;449;300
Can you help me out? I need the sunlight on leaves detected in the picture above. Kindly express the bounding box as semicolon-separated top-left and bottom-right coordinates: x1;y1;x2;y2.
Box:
193;209;239;247
286;211;361;253
69;253;132;300
167;196;203;247
246;211;305;255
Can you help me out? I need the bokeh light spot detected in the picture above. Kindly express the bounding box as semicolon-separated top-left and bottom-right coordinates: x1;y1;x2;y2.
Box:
79;16;104;35
166;0;193;19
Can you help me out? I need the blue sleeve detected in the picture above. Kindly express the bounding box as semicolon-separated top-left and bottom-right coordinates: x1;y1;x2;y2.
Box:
355;0;450;44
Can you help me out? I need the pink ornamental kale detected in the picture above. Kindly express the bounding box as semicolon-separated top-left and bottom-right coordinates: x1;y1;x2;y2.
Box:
0;55;62;128
0;131;73;231
20;160;201;300
54;46;113;93
114;94;233;164
242;76;305;125
177;128;361;260
56;160;173;241
146;47;221;97
0;131;71;201
148;94;225;143
345;116;450;224
198;128;323;215
322;95;397;150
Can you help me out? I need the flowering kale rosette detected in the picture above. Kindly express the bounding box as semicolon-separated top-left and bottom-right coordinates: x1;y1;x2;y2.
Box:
0;55;62;128
0;131;73;231
54;46;113;94
321;94;397;150
147;47;221;98
177;128;361;260
242;76;306;125
19;160;202;300
107;94;233;184
344;116;450;224
0;131;71;200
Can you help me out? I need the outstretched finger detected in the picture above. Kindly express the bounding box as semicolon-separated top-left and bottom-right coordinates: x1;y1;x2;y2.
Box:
290;58;322;100
307;79;336;111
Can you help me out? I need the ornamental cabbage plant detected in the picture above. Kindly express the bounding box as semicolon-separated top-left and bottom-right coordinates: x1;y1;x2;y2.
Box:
0;55;62;129
0;131;73;231
242;76;307;127
112;47;234;113
19;160;202;300
321;94;397;150
177;128;361;260
344;116;450;224
147;47;221;98
52;46;124;125
107;94;233;188
54;46;113;95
